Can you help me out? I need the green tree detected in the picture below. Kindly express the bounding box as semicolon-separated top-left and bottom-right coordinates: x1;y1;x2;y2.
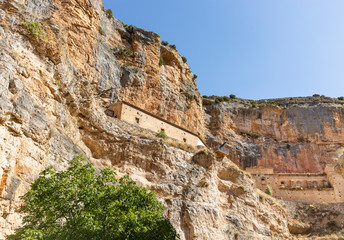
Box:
157;130;168;140
8;156;178;240
265;185;273;196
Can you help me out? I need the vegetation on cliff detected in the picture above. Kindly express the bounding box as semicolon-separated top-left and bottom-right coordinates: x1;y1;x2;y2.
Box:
8;156;178;240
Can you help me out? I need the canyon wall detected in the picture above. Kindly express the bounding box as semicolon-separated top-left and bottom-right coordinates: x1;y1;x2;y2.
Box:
0;0;296;239
204;97;344;173
1;0;343;238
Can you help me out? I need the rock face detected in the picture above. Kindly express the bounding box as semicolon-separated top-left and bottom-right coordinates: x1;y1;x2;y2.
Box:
204;97;344;173
0;0;342;239
0;0;294;239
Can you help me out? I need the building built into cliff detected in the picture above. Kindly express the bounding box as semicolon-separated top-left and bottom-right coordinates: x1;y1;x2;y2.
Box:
106;102;206;147
246;166;344;203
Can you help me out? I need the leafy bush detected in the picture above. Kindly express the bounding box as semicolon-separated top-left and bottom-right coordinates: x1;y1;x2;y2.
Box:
157;130;168;140
223;96;230;102
229;94;236;99
106;9;113;18
159;57;164;67
8;156;178;240
22;21;46;39
126;24;134;33
161;41;169;46
266;185;273;196
203;95;209;99
116;45;134;57
193;74;198;80
286;144;291;150
313;94;320;97
169;44;177;50
338;96;344;101
215;97;224;103
181;56;187;63
248;132;261;139
186;93;194;101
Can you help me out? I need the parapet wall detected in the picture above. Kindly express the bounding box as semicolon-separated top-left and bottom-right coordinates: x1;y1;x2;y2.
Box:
247;167;344;203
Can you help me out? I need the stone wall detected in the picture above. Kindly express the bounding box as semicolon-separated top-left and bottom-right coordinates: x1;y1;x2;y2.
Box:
109;102;205;147
246;168;342;203
325;165;344;202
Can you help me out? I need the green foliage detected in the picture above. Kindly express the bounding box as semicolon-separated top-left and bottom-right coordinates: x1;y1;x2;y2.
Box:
157;130;168;140
286;144;291;150
159;57;164;67
161;41;169;46
312;94;320;97
223;96;230;102
251;103;257;108
193;74;198;80
126;24;134;33
116;45;134;57
250;132;261;139
270;101;278;105
338;96;344;101
215;97;224;103
243;132;261;139
186;94;194;101
202;95;208;99
22;21;46;39
266;185;273;196
169;44;177;50
229;94;236;99
181;56;187;63
106;9;113;18
8;156;178;240
98;26;105;35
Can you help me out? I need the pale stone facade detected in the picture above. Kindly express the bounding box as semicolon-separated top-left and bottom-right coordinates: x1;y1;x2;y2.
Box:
107;102;206;147
247;166;344;203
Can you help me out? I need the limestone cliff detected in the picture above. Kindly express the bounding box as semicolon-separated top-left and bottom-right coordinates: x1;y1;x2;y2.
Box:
0;0;297;239
2;0;344;239
204;97;344;173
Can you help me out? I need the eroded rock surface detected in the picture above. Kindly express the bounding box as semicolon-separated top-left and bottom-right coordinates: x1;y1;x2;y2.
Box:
204;97;344;173
0;0;295;239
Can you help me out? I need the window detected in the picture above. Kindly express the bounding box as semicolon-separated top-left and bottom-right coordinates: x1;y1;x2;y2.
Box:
135;118;140;124
261;177;265;184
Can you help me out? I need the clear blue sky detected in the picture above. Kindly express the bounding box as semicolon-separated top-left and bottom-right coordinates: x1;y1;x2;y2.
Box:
103;0;344;100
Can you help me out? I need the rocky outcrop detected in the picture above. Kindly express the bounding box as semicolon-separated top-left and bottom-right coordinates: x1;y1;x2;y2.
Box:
0;0;296;239
2;0;343;238
204;97;344;173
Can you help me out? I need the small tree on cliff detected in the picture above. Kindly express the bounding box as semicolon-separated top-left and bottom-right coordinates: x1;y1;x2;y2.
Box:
265;185;273;196
8;156;179;240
